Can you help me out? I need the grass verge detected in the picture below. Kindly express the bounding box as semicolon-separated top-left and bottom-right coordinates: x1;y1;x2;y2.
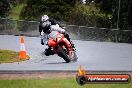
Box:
0;49;29;63
0;78;131;88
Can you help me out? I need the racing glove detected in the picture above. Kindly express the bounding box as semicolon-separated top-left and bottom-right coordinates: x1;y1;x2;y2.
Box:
41;39;44;45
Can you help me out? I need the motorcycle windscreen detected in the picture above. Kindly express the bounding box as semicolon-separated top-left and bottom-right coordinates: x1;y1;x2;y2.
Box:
48;31;58;40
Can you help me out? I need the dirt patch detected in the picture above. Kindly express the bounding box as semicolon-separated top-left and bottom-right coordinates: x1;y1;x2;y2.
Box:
0;72;76;80
0;71;132;80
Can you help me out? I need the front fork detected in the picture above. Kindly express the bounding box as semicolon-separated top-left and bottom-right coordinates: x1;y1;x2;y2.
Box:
62;38;73;58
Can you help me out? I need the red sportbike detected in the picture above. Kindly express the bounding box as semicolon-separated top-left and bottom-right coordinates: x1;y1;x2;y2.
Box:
47;32;78;63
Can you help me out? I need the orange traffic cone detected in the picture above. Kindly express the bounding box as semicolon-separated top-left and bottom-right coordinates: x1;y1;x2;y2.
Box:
19;36;26;59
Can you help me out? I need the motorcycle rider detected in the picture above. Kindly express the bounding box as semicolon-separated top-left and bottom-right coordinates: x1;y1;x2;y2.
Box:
39;15;74;56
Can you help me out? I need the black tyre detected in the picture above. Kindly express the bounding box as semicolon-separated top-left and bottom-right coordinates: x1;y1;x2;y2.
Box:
76;75;87;85
57;46;71;63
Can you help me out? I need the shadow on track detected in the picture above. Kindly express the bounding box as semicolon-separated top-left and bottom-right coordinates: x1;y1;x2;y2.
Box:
45;62;67;64
45;61;77;64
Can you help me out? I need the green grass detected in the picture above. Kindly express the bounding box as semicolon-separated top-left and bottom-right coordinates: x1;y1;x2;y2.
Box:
0;49;29;63
8;4;25;20
0;78;131;88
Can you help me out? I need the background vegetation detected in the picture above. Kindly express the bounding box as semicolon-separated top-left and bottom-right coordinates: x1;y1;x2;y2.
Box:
0;0;132;43
0;0;132;29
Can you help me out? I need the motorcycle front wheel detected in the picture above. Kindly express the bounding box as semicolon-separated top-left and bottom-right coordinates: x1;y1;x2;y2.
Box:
57;46;71;63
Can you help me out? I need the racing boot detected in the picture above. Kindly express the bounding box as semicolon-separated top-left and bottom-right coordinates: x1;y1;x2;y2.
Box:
70;41;76;51
63;32;75;50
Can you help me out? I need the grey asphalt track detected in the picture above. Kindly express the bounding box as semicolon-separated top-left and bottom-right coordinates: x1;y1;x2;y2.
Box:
0;35;132;71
